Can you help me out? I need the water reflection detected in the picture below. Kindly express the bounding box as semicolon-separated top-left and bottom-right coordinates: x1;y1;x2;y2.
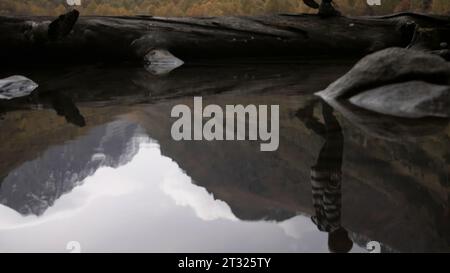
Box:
297;101;352;253
0;120;143;215
50;93;86;127
0;63;449;253
0;130;365;253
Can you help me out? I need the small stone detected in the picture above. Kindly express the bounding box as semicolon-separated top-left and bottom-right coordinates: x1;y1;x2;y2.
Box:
144;48;184;75
0;75;38;100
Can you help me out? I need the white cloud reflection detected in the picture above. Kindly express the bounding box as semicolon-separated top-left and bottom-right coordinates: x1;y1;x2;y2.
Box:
160;172;238;222
0;136;365;253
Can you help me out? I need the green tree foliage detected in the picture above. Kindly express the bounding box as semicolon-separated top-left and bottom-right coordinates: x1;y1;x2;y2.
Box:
0;0;448;16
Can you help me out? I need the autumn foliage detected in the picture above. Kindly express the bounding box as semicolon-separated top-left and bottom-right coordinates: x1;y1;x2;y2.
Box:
0;0;448;17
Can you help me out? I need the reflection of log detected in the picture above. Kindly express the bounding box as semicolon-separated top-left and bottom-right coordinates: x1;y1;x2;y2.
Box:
1;12;449;64
0;61;354;111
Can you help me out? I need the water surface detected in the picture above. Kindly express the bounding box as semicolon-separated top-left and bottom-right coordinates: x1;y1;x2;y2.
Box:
0;63;449;253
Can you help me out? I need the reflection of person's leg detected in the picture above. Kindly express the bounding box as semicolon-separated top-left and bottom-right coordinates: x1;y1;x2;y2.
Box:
313;103;343;173
310;102;353;253
328;227;353;253
322;103;343;169
295;101;327;137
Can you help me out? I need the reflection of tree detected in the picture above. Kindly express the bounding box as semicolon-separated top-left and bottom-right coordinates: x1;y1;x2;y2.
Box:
296;100;353;253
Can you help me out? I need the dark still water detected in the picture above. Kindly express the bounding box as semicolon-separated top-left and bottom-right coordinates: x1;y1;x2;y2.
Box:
0;62;449;253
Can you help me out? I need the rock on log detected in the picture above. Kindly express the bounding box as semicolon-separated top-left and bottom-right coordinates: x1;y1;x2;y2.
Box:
316;47;450;119
1;11;449;64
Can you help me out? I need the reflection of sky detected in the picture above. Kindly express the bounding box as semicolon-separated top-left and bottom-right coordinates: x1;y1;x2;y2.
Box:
0;138;366;253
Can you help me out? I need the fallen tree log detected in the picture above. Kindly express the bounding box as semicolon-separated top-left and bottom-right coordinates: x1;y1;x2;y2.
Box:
0;11;449;64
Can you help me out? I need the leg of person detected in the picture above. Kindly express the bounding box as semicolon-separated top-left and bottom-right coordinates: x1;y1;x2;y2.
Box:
303;0;320;9
318;0;341;18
